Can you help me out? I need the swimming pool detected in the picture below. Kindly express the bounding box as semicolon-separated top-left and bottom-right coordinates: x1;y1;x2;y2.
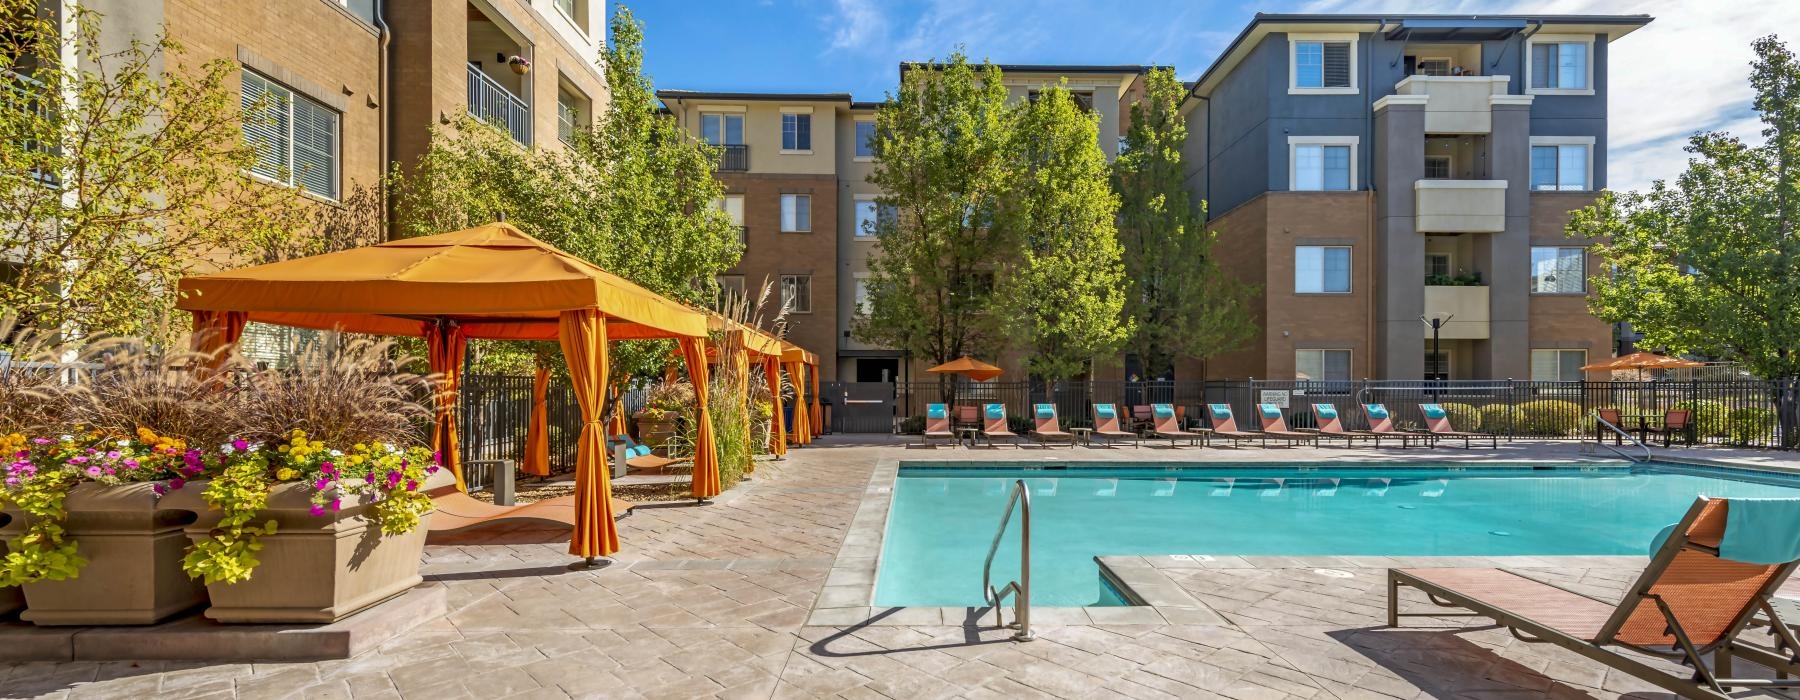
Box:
873;461;1800;607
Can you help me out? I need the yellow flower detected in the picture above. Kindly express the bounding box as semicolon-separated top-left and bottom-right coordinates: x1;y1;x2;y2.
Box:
278;445;291;453
276;468;297;480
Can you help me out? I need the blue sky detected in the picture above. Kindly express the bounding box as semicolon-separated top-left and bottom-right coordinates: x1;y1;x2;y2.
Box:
618;0;1798;192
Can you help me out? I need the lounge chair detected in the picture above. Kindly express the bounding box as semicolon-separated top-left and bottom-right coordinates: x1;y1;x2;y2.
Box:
1149;403;1207;446
608;434;687;474
1129;404;1155;434
1255;404;1319;447
1418;403;1497;448
1642;409;1694;447
1389;496;1800;698
1203;404;1260;447
1028;404;1076;447
427;483;635;535
1090;403;1140;447
1298;403;1374;447
1596;407;1627;445
919;403;958;447
981;403;1018;446
1361;404;1429;448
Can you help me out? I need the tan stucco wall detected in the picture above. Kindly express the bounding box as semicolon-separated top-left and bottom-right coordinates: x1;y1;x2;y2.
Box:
670;101;840;175
1001;71;1130;160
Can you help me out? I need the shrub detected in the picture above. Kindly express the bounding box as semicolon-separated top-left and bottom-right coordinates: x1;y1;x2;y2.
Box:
898;415;925;434
1437;403;1481;432
1727;407;1777;445
642;381;696;424
1477;404;1526;435
1007;415;1032;434
1516;399;1584;436
1672;400;1730;438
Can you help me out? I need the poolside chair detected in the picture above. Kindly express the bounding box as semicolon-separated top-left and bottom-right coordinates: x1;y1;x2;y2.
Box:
1299;403;1374;447
1028;404;1076;447
981;403;1018;446
1255;404;1320;447
1389;497;1800;698
1090;403;1140;447
918;403;958;447
1419;403;1497;448
1203;404;1261;447
954;404;981;430
1596;407;1627;445
1149;403;1207;446
1129;404;1155;434
608;434;686;473
1642;409;1694;447
1361;404;1429;448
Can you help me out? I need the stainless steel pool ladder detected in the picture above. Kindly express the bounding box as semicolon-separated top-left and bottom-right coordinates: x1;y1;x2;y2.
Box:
982;478;1033;642
1592;411;1652;463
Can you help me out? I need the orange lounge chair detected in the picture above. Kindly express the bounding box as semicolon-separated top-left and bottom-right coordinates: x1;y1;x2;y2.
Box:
1419;403;1496;448
919;403;958;446
1642;408;1695;447
1149;403;1206;446
609;434;687;473
1090;403;1140;447
1361;404;1428;448
427;486;635;535
955;405;981;431
1203;404;1259;447
1389;497;1800;698
1297;403;1373;447
1255;404;1319;447
1028;404;1076;447
981;403;1018;446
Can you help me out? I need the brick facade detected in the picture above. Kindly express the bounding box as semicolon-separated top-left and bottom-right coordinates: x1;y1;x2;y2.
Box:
720;173;840;379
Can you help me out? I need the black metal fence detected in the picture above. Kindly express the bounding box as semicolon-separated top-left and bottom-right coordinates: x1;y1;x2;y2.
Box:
888;378;1790;447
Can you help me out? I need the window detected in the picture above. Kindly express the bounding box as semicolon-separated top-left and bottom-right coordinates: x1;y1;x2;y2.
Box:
780;274;812;313
1528;37;1591;94
1426;252;1451;279
1026;90;1095;111
715;195;745;245
1531;349;1587;382
556;84;587;146
1290;137;1355;190
854;119;876;159
1424;351;1450;381
1416;58;1451;76
853;274;871;315
241;68;338;199
699;112;743;145
716;275;746;299
552;0;587;33
781;112;811;151
1424;155;1451;180
1530;138;1592;191
1290;35;1356;93
1295;246;1351;294
780;194;810;232
1295;350;1351;381
854;197;877;237
1530;246;1585;294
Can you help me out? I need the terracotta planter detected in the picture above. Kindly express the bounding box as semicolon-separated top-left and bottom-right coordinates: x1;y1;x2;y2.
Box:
164;481;429;623
508;61;530;75
0;482;206;625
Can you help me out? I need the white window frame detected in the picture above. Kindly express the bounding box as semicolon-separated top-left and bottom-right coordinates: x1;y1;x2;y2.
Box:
699;110;745;146
1425;252;1452;279
1287;136;1358;191
1529;136;1595;191
1294;245;1352;294
780;193;811;233
853;272;872;316
1525;34;1595;96
1531;349;1588;382
1530;246;1587;295
1424;154;1452;180
241;67;340;201
780;274;813;314
1295;349;1352;381
853;116;876;161
716;274;746;299
1288;33;1359;95
1415;57;1452;76
780;106;813;154
853;194;878;238
552;0;588;37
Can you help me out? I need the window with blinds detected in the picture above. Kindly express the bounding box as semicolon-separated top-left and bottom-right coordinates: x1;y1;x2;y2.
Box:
241;68;338;200
1530;41;1588;90
781;274;812;314
1531;349;1586;382
1294;40;1353;90
1530;246;1585;294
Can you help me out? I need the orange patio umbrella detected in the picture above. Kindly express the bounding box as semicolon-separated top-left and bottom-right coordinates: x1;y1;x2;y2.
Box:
178;222;717;567
927;356;1004;382
1581;351;1705;380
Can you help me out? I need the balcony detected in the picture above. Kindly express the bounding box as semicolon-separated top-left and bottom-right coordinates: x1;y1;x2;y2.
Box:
1415;179;1506;233
1393;75;1521;134
718;144;749;172
1423;285;1490;339
466;63;529;145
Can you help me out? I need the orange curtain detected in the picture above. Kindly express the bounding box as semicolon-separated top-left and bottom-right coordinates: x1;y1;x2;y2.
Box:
522;365;551;477
810;363;823;437
559;309;618;558
189;310;248;371
424;320;468;491
786;361;810;445
764;356;786;457
680;338;720;499
609;374;630;439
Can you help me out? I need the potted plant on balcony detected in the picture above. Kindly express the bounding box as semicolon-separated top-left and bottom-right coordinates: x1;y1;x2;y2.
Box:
507;55;531;75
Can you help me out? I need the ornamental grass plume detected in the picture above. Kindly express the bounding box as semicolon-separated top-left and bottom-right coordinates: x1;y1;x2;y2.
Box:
233;336;434;449
0;316;81;437
74;336;242;450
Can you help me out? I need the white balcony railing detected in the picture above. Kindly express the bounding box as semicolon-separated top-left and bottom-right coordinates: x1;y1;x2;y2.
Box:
466;63;529;145
1393;75;1521;134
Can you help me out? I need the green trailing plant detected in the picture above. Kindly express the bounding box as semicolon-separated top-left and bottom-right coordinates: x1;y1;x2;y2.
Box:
1424;272;1484;287
182;448;275;585
0;468;83;587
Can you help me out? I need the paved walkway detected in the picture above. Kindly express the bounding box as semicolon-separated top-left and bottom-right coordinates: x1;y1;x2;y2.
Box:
3;437;1799;699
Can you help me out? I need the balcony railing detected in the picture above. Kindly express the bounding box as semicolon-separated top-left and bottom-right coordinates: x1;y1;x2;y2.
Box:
466;63;529;145
717;144;749;172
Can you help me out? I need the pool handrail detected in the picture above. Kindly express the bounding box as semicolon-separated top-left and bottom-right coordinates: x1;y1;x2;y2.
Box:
982;478;1033;642
1592;410;1652;463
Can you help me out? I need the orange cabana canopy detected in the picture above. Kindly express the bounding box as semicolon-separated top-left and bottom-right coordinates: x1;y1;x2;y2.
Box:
177;222;720;563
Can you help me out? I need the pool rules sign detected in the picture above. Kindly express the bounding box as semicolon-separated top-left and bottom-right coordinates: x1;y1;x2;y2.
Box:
1260;390;1291;408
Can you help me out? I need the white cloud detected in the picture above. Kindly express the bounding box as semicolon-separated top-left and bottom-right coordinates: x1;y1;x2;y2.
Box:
1297;0;1797;191
825;0;885;53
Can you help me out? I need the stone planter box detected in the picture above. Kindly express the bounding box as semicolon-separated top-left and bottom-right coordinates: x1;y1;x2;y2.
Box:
0;512;21;618
163;481;430;624
637;415;679;450
0;483;206;626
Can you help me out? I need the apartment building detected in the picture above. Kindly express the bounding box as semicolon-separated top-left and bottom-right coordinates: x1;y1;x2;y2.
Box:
660;66;1152;382
1181;13;1651;382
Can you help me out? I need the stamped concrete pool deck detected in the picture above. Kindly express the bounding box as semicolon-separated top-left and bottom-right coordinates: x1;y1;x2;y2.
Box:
4;436;1800;699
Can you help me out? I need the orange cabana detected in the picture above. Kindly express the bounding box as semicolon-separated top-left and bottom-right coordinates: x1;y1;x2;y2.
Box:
781;342;817;446
178;222;718;563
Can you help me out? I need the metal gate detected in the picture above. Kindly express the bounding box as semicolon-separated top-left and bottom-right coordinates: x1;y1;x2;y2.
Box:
832;381;896;433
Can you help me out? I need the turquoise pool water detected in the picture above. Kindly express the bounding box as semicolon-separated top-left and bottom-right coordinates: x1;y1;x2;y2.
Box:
873;462;1800;607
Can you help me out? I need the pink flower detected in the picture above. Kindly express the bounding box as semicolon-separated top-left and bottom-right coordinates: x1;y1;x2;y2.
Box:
405;480;418;492
329;498;342;511
5;477;18;487
105;451;120;460
84;466;101;477
122;459;139;469
30;438;50;445
152;483;166;495
169;478;185;490
308;504;326;517
363;473;375;484
231;439;249;452
386;471;402;487
313;477;331;491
